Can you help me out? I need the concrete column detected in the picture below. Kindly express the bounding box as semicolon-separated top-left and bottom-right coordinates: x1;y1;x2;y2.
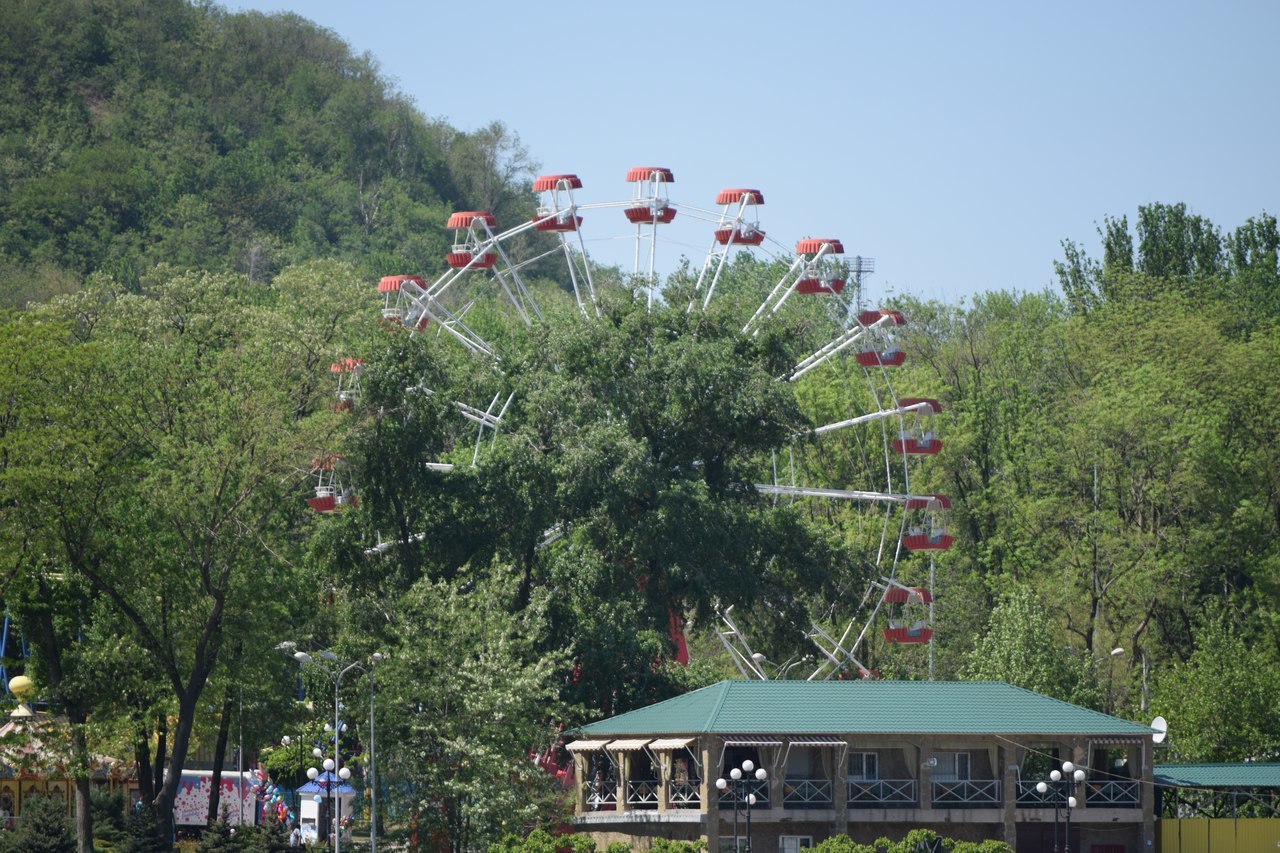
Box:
834;745;849;836
617;750;630;812
1140;739;1155;850
704;738;720;852
766;750;782;811
1000;744;1017;845
658;750;670;813
919;744;934;811
574;754;587;814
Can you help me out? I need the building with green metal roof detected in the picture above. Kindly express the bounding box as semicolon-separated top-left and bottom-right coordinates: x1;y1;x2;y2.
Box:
565;680;1157;853
1152;764;1280;850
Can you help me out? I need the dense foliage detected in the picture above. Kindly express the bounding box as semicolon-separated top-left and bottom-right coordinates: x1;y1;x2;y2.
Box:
0;0;537;306
2;2;1280;852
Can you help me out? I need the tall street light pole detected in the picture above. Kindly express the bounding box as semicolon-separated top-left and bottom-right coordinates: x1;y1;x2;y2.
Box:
714;772;740;853
294;650;384;853
1036;772;1061;852
1038;761;1086;853
1060;761;1085;853
716;759;768;853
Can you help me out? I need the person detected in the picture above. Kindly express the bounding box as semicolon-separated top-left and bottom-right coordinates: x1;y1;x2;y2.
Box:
588;767;604;810
289;822;301;847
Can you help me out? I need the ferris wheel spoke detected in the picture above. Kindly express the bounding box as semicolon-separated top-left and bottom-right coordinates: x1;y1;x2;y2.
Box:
377;274;495;356
743;238;846;335
692;189;766;310
752;484;909;502
790;311;901;380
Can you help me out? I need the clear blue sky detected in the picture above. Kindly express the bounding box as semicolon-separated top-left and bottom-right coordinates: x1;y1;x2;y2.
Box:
229;0;1278;307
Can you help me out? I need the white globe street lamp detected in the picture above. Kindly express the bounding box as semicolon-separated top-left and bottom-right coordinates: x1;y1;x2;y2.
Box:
1039;760;1086;853
717;760;769;853
291;649;386;853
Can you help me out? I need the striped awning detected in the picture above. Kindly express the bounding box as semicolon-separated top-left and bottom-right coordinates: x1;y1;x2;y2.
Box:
649;737;696;750
566;739;611;752
789;736;846;747
722;737;783;747
605;739;651;751
1089;737;1146;746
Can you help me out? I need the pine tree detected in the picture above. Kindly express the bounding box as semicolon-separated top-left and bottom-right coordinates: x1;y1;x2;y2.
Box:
113;805;169;853
197;820;243;853
4;794;76;853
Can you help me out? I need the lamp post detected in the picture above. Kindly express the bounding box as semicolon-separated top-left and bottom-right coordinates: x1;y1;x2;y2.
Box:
715;759;768;853
1036;761;1085;853
305;754;350;853
1098;647;1125;714
281;735;303;818
294;650;385;853
1061;762;1085;853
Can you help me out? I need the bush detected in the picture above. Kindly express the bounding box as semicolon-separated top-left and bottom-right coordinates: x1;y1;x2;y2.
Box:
2;794;76;853
91;787;127;845
113;805;169;853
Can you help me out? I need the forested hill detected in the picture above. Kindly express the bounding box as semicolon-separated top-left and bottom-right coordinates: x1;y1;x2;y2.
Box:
0;0;532;307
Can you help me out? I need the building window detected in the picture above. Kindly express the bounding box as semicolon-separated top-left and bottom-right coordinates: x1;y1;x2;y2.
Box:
847;752;878;782
779;836;813;853
934;752;970;782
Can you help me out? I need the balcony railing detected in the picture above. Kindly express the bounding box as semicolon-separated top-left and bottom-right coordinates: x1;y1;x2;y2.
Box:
1087;780;1140;807
719;778;769;808
627;779;659;809
1015;780;1057;806
585;780;617;811
782;778;832;808
668;779;701;809
932;779;1001;807
848;779;917;808
1015;779;1141;808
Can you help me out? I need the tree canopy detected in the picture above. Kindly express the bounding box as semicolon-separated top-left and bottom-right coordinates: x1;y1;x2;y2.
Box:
3;2;1280;849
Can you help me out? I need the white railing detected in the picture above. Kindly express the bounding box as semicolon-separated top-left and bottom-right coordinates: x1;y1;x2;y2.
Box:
1016;780;1057;806
783;778;832;808
1087;780;1140;807
848;779;917;807
627;779;659;809
932;779;1001;806
585;780;617;811
719;778;770;808
668;779;701;808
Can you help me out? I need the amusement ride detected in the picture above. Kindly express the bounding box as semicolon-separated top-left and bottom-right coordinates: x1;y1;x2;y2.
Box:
309;165;952;682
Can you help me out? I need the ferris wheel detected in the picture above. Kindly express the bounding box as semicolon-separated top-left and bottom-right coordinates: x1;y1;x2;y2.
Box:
365;166;951;679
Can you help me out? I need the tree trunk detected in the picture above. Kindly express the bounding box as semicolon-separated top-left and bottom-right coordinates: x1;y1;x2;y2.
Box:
154;677;213;845
207;690;235;824
135;724;155;804
153;713;167;797
30;596;94;852
73;774;93;853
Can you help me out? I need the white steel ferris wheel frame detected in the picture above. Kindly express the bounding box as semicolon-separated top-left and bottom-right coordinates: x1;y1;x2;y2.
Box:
375;166;947;679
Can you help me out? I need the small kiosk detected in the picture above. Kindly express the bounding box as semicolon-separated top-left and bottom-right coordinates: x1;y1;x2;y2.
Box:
295;771;356;844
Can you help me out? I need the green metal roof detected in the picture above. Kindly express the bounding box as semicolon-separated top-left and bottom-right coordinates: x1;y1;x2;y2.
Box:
1155;763;1280;788
577;680;1154;737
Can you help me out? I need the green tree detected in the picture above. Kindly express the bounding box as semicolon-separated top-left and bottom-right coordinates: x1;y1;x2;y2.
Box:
3;269;337;842
1150;607;1280;762
0;795;75;853
374;572;570;853
113;805;168;853
89;787;126;846
196;820;241;853
961;587;1101;708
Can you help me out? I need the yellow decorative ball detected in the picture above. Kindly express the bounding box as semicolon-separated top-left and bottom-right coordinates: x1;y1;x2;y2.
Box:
8;675;34;700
